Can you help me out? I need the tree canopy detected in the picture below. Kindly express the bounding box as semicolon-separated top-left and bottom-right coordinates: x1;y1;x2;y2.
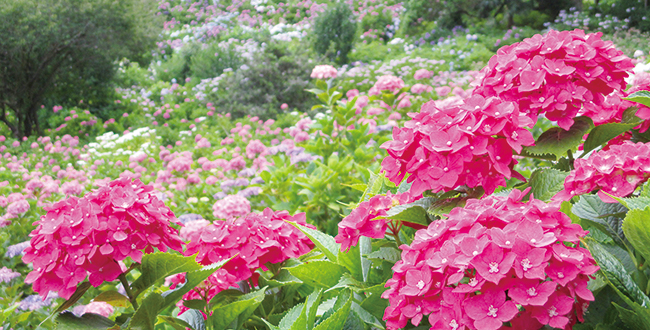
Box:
0;0;160;138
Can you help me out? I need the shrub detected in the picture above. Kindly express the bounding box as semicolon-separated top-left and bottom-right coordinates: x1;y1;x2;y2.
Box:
312;3;357;64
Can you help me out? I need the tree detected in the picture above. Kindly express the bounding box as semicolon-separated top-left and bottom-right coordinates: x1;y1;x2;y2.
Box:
0;0;161;138
312;2;356;64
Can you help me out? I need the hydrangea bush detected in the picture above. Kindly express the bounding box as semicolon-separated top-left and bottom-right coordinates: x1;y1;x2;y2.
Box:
4;25;650;330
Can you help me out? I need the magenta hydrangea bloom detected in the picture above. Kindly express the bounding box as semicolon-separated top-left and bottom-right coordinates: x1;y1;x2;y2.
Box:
474;29;634;130
382;189;597;330
554;141;650;202
335;191;417;252
381;96;533;196
22;178;184;300
180;208;315;313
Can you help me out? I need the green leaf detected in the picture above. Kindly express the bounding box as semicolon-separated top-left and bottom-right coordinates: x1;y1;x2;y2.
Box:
129;292;165;330
325;273;367;293
287;222;339;262
351;302;385;330
624;90;650;108
528;168;568;201
313;295;352;330
585;238;650;307
131;252;202;297
162;259;230;311
305;289;323;330
623;207;650;269
183;299;207;311
342;183;367;192
207;289;244;309
55;311;116;330
158;313;203;330
612;302;650;330
55;281;93;314
286;260;347;288
364;170;385;200
622;197;650;210
93;290;130;308
337;243;363;281
524;116;594;160
274;302;306;330
384;197;433;227
367;247;401;264
573;195;628;246
261;269;303;288
210;288;266;330
583;121;641;155
359;236;372;282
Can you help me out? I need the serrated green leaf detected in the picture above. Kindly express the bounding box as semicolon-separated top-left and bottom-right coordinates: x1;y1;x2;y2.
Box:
622;207;650;270
286;261;347;288
313;295;352;330
287;222;339;262
623;197;650;210
585;239;650;307
359;292;388;321
210;288;266;330
305;289;323;330
93;290;130;308
359;236;372;282
342;183;367;192
278;303;305;330
325;273;367;293
183;299;207;311
573;195;628;246
131;252;202;297
364;171;385;200
130;292;165;330
337;243;363;281
624;90;650;108
396;180;412;194
427;196;468;217
55;311;115;330
525;116;593;160
529;168;568;201
158;314;200;330
162;259;230;311
384;197;433;227
178;309;206;330
583;121;641;155
351;302;385;329
613;302;650;330
366;247;401;264
262;269;303;288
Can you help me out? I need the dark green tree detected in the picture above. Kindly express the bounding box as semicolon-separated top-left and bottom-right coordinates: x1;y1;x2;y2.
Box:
0;0;160;138
312;2;357;64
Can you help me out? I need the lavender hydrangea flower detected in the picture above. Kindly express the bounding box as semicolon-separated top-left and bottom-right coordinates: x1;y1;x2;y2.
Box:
5;241;30;258
238;168;256;177
250;177;264;185
19;292;58;311
177;213;204;224
0;266;20;283
237;187;262;198
213;191;227;200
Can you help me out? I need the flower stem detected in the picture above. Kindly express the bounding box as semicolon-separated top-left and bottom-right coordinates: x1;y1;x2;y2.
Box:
119;273;139;310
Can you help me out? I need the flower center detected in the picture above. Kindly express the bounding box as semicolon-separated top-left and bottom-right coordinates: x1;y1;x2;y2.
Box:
521;258;532;271
450;320;459;330
527;287;537;296
548;306;558;317
489;262;499;273
417;280;425;290
487;305;498;317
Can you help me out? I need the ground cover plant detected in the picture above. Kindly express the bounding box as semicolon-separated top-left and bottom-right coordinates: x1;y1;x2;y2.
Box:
4;0;650;330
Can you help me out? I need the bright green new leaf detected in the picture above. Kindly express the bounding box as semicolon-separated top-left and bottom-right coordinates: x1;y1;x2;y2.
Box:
287;222;339;262
162;259;230;311
210;288;266;330
622;207;650;270
583;121;642;155
313;295;352;330
624;90;650;108
131;252;202;297
573;195;627;246
367;247;401;264
128;292;165;330
286;260;347;288
384;197;433;227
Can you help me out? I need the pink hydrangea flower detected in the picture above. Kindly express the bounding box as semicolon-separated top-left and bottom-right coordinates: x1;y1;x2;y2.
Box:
83;301;114;317
22;178;184;300
212;194;251;219
474;29;634;130
411;83;433;94
180;209;315;313
374;75;405;93
414;69;434;80
382;189;597;330
310;65;338;79
554;141;650;202
7;200;30;215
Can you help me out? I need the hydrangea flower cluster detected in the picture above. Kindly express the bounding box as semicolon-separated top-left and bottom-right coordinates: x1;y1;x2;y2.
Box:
381;95;534;195
474;29;634;130
381;29;634;196
22;178;184;299
383;189;597;330
370;75;406;95
310;65;338;79
335;191;416;252
554;141;650;202
179;208;315;312
212;194;251;219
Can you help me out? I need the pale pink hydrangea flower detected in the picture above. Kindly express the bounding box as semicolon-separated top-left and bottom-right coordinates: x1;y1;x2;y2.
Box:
310;65;338;79
212;194;251;219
